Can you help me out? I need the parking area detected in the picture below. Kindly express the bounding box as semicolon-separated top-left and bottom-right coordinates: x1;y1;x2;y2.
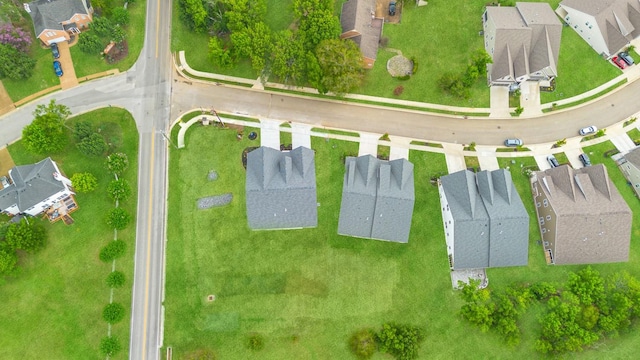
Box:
55;41;79;89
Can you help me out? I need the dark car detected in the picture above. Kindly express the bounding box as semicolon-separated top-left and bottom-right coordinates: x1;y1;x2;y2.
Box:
389;1;396;16
619;51;634;65
504;138;523;147
612;56;627;69
50;43;60;59
547;155;560;168
53;60;63;77
579;153;591;167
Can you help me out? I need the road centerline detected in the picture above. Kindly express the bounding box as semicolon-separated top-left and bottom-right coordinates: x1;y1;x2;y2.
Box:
141;131;156;359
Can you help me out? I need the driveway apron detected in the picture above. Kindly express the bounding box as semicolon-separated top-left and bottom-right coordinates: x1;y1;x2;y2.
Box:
259;119;281;150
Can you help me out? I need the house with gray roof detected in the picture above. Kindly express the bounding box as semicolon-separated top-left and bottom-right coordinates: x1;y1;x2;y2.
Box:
245;146;317;230
26;0;93;46
0;158;76;220
340;0;383;69
483;2;562;86
557;0;640;58
338;155;415;243
531;164;632;265
614;146;640;198
439;169;529;271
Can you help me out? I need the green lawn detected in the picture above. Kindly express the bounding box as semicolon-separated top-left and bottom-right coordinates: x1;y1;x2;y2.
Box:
627;127;640;142
3;44;59;102
0;108;138;360
163;125;640;359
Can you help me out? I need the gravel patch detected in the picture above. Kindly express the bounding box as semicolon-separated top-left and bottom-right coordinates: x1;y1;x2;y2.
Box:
197;193;233;209
208;170;218;181
387;55;414;77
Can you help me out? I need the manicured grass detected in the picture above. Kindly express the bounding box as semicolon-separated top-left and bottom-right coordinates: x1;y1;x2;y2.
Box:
553;152;569;166
71;0;147;78
540;25;621;104
627;127;640;142
0;108;138;360
3;44;59;102
465;156;479;170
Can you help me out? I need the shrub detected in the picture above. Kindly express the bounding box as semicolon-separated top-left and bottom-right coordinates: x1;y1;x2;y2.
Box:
0;24;32;53
410;56;418;74
73;121;93;141
71;172;98;193
99;240;126;262
110;7;130;26
99;336;121;357
106;208;132;230
377;323;425;360
514;106;524;116
393;85;404;96
106;152;129;175
106;270;126;288
77;132;107;157
107;179;132;202
78;34;103;54
246;333;265;351
103;302;126;323
349;328;377;359
396;75;410;81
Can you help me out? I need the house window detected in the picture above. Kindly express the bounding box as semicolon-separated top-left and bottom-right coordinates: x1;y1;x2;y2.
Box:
635;184;639;188
542;228;547;234
574;25;578;29
546;215;551;221
544;241;549;246
536;202;541;208
543;199;548;207
539;217;545;225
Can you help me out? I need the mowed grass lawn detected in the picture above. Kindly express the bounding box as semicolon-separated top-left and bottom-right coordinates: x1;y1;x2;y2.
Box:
0;108;138;360
164;126;640;359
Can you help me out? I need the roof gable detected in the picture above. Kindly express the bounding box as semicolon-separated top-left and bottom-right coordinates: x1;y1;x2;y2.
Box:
0;157;67;212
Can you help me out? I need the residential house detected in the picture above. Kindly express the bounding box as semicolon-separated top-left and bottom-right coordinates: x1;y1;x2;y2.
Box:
26;0;93;46
439;169;529;270
531;164;632;265
340;0;383;69
338;155;415;243
556;0;640;58
483;2;562;87
0;158;77;222
613;146;640;198
245;146;317;230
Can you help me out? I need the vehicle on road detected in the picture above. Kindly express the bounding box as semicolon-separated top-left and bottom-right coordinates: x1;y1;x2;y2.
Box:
504;138;523;147
547;155;560;168
389;1;396;16
579;153;591;167
50;43;60;59
619;51;634;65
579;125;597;136
53;60;63;77
612;56;627;69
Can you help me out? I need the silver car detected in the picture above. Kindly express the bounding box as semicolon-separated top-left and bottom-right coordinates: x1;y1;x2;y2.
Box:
579;126;597;136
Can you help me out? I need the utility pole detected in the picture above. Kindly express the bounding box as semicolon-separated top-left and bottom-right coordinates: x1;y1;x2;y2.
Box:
160;130;178;149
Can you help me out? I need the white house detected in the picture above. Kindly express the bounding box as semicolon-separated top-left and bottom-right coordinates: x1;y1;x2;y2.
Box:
0;158;76;219
557;0;640;58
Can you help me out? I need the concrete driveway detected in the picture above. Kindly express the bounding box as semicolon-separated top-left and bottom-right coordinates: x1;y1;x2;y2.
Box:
489;86;510;118
259;119;281;149
55;41;79;89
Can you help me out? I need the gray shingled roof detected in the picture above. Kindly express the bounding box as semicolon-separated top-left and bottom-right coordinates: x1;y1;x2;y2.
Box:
624;146;640;167
28;0;90;37
340;0;382;60
0;157;66;213
245;146;317;230
485;3;561;83
440;169;529;269
338;155;415;243
560;0;640;55
533;164;632;264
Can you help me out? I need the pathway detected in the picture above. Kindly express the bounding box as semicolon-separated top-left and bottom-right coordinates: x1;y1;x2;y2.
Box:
259;119;281;149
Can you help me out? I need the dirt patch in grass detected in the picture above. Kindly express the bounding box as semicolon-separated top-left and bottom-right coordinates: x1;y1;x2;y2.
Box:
0;147;16;176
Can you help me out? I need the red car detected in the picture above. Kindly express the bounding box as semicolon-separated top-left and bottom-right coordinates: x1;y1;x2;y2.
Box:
612;56;627;69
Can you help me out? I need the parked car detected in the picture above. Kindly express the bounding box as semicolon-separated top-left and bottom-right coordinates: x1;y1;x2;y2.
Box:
53;60;63;77
547;155;560;168
0;175;9;189
619;51;634;65
50;43;60;59
504;138;523;147
579;153;591;167
389;1;396;16
579;125;597;136
612;56;627;69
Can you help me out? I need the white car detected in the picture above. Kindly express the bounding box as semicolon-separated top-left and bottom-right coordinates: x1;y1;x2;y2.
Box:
579;126;597;136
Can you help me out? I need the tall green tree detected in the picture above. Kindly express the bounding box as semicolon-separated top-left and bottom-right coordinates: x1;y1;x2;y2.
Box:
0;249;18;276
0;44;36;80
22;100;71;154
269;30;308;86
315;39;364;96
71;172;98;193
298;9;341;52
179;0;209;32
5;218;46;253
106;153;129;175
231;21;272;72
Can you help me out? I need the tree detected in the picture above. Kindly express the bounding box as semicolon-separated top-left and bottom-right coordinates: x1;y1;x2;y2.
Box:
22;100;71;154
298;9;341;52
110;7;130;26
376;323;425;360
179;0;209;32
99;240;127;262
231;21;272;72
102;302;126;323
111;25;126;44
0;24;32;53
78;34;104;54
208;37;233;68
77;133;107;156
73;121;94;141
0;44;36;80
567;266;605;306
269;30;307;85
5;218;46;253
107;179;132;202
106;270;126;288
106;208;132;230
91;16;115;38
99;336;121;357
106;153;129;175
0;249;18;276
348;328;377;359
224;0;267;33
71;172;98;193
315;39;364;96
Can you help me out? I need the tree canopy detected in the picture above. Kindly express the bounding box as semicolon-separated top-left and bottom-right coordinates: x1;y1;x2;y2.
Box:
5;218;46;253
22;100;71;154
315;39;364;96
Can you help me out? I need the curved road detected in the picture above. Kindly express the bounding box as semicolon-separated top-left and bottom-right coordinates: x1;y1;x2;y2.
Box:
0;3;639;360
